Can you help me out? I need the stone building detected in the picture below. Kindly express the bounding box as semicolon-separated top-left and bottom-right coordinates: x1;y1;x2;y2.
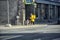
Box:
0;0;60;25
0;0;25;25
24;0;60;24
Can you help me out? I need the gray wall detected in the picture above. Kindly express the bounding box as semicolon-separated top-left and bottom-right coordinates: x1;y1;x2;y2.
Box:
0;0;17;25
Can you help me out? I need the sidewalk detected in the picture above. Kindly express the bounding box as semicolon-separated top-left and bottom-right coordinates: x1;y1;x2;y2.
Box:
0;24;47;29
0;25;60;33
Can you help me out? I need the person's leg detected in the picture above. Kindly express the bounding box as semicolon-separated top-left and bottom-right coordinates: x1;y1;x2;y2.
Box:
33;22;34;25
31;21;34;25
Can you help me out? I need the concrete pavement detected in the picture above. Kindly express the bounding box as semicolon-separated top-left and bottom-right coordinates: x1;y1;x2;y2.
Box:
0;24;60;33
0;24;47;29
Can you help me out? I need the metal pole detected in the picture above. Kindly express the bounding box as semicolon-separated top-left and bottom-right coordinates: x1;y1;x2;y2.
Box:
6;0;11;27
48;5;50;20
34;3;36;14
38;5;40;19
34;6;35;14
22;9;25;25
7;0;9;24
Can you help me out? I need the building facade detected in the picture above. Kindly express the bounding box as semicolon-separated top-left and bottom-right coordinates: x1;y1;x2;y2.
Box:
0;0;25;25
25;0;60;24
0;0;18;25
0;0;60;25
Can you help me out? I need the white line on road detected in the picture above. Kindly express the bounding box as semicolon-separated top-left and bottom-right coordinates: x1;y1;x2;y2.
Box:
0;35;24;40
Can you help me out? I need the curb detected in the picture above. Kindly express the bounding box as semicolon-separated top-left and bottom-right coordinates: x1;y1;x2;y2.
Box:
0;24;47;29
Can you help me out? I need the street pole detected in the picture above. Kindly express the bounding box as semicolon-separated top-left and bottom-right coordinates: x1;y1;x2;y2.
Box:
34;3;37;14
6;0;12;27
38;5;40;19
48;5;50;21
34;6;35;14
22;0;25;25
7;0;9;24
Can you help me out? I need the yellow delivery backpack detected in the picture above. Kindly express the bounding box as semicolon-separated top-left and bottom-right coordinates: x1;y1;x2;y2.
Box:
30;14;36;22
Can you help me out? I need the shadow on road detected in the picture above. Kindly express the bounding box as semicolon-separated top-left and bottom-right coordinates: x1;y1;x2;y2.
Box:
0;33;60;40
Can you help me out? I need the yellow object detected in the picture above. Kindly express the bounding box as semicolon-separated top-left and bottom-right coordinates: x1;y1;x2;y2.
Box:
31;19;35;22
30;14;36;22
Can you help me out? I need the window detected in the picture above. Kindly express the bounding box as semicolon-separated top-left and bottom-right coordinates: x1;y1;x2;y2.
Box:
26;0;33;3
44;4;49;19
49;5;55;19
24;0;33;4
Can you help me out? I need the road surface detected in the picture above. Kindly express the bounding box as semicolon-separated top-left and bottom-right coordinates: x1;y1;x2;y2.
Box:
0;33;60;40
0;25;60;40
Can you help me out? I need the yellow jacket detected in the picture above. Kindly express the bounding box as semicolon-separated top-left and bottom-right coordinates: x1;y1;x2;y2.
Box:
30;14;36;22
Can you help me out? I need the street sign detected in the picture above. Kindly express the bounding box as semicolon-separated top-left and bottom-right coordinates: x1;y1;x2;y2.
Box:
24;0;33;4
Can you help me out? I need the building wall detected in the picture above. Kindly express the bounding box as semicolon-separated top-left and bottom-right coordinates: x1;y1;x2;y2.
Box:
0;0;17;25
35;0;60;24
35;0;60;6
0;1;7;24
18;0;25;25
58;6;60;24
24;0;60;24
0;0;25;25
0;0;60;25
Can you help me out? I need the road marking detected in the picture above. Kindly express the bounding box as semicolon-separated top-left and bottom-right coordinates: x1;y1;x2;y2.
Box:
34;38;41;40
0;35;24;40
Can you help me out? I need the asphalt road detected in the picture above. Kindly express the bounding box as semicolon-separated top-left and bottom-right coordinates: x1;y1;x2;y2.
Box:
0;33;60;40
0;25;60;40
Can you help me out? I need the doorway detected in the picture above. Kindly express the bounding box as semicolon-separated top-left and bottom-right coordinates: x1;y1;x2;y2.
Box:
25;4;34;20
58;6;60;24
